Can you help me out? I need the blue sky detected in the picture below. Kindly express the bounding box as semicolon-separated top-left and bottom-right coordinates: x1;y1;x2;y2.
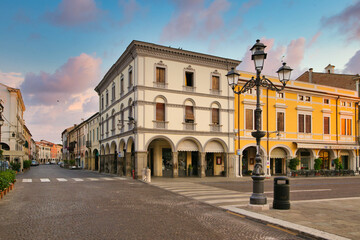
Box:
0;0;360;143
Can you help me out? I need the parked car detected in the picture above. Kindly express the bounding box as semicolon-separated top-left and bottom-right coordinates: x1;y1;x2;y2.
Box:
50;160;56;164
45;162;50;165
31;160;39;166
57;161;64;167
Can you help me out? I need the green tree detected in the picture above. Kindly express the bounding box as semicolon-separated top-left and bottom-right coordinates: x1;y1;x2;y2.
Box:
288;158;300;171
314;158;322;171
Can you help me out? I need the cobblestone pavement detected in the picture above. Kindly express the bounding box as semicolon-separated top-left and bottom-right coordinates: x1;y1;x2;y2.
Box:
151;176;360;239
0;165;305;240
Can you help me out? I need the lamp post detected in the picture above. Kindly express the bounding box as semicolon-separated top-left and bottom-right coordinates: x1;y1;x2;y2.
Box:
226;39;292;205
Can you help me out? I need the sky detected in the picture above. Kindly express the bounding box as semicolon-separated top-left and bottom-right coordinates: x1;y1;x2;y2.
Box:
1;0;360;144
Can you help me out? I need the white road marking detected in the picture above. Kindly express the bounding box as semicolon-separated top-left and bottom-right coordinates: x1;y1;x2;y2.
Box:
292;196;360;203
72;178;84;182
113;177;126;180
22;179;32;183
193;194;250;200
87;178;99;181
40;178;50;182
101;177;114;181
56;178;68;182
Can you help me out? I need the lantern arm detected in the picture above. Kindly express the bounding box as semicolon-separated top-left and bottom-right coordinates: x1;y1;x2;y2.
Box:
232;77;256;95
260;76;285;92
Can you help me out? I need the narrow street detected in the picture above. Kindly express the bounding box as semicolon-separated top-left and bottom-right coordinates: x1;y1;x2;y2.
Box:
0;165;304;240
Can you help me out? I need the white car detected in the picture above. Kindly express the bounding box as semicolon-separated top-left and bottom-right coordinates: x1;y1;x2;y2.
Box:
50;160;56;164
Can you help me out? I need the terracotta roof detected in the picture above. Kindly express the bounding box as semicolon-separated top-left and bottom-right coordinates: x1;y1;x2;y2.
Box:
296;71;360;91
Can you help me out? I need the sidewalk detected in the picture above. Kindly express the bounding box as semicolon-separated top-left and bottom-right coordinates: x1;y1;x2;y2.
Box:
150;176;360;240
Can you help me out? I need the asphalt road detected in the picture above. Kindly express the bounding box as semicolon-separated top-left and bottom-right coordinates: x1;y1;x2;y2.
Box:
0;165;305;240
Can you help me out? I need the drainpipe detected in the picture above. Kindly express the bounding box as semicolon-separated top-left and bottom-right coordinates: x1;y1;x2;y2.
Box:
336;96;339;145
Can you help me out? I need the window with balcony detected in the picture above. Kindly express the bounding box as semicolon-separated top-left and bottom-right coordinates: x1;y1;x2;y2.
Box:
120;75;124;95
277;112;285;132
111;82;115;102
298;114;311;133
128;68;133;88
211;75;220;94
324;116;330;134
341;118;352;135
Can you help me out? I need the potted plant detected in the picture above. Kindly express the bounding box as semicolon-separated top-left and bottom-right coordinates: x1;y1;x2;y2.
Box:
288;158;300;177
314;158;322;175
188;164;193;176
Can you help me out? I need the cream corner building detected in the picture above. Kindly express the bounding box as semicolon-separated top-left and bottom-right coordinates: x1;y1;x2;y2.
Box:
95;41;240;178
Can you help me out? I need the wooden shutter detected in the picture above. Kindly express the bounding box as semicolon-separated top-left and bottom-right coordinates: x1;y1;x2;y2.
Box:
324;117;330;134
156;67;165;83
156;103;165;121
306;115;311;133
246;109;253;130
341;118;346;135
347;119;352;135
212;108;219;124
298;114;304;133
277;112;284;132
212;76;219;90
185;106;194;120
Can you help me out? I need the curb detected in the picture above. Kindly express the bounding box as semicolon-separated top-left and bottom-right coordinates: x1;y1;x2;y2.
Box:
222;206;349;240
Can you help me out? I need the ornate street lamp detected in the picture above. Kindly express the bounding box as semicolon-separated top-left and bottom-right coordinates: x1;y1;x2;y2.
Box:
226;39;292;205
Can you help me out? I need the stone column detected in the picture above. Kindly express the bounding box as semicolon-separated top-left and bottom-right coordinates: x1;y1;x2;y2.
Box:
126;152;132;176
117;156;122;176
199;152;206;178
227;153;236;178
172;152;178;178
135;151;148;179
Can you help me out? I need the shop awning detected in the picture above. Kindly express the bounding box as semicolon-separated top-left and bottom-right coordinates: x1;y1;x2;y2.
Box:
295;142;360;150
177;140;199;152
270;148;286;158
205;141;224;153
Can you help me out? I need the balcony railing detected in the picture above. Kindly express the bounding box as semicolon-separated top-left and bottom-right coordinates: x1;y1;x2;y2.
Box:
183;86;195;92
183;122;196;131
210;124;221;132
153;82;167;88
153;121;167;129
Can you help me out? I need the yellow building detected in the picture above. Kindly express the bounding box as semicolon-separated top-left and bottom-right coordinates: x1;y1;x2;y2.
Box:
235;71;360;177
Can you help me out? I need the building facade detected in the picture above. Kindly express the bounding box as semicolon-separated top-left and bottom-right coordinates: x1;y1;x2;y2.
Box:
0;83;27;171
95;41;240;179
235;71;360;176
84;112;100;171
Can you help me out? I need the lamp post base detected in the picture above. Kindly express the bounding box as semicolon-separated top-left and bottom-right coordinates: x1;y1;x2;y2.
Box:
250;174;267;205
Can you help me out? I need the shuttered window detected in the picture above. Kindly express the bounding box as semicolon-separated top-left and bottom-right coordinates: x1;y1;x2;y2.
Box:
246;109;253;130
120;78;124;94
185;106;194;121
306;115;311;133
212;108;219;124
342;118;352;135
324;117;330;134
277;112;284;132
212;76;219;90
156;103;165;121
129;70;133;87
156;67;165;83
299;114;311;133
298;114;304;133
347;119;352;135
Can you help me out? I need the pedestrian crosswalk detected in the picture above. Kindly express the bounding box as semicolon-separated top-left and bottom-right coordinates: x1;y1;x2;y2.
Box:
21;177;127;183
150;182;273;208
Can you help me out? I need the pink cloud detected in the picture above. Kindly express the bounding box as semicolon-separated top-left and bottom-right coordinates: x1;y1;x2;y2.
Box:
0;70;24;88
343;50;360;74
21;53;101;105
44;0;104;26
160;0;230;41
307;31;321;48
238;37;305;79
322;1;360;41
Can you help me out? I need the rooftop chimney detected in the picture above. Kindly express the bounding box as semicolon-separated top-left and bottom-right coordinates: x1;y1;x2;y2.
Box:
309;68;313;83
324;64;335;74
